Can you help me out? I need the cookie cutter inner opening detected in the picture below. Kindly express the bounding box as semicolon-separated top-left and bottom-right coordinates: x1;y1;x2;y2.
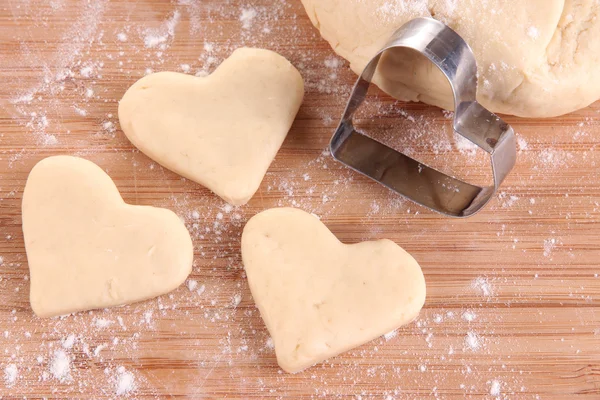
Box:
354;48;493;189
330;17;517;218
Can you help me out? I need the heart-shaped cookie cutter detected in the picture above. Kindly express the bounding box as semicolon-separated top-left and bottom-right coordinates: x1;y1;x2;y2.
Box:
330;17;516;217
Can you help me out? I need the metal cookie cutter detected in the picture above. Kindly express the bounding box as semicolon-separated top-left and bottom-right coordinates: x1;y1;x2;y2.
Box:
330;17;516;218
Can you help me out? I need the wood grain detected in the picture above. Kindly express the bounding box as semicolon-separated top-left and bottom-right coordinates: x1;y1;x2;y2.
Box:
0;1;599;398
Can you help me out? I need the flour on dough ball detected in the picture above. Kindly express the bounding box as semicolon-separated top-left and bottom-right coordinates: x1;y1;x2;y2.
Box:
301;0;600;117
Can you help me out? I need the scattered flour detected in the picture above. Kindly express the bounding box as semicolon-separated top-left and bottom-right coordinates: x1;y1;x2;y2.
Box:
324;56;342;69
383;330;397;341
4;364;18;386
73;105;87;116
187;279;199;291
239;7;258;29
50;350;71;382
143;10;181;49
95;318;113;329
465;331;481;351
79;65;94;78
517;136;528;152
489;379;502;396
471;277;494;298
265;337;274;349
62;333;76;349
543;238;557;257
526;26;540;39
232;293;242;307
462;311;477;322
115;367;136;395
455;134;479;157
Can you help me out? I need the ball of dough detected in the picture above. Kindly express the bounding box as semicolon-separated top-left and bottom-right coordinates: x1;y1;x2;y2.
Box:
301;0;600;117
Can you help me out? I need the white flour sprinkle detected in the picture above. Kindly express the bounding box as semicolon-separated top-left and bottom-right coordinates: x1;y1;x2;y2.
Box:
144;311;153;325
187;279;198;291
143;10;181;48
50;350;71;382
4;364;18;386
116;32;128;42
489;379;502;396
383;330;397;341
94;344;107;357
95;318;113;328
73;105;87;116
102;120;116;133
0;255;4;266
265;337;274;349
324;56;341;69
543;238;557;257
462;311;477;322
62;333;76;349
115;367;136;395
80;65;94;78
526;26;539;39
232;293;242;307
517;136;528;152
203;42;214;53
455;134;479;156
465;331;481;351
240;7;258;29
471;277;494;298
42;134;58;146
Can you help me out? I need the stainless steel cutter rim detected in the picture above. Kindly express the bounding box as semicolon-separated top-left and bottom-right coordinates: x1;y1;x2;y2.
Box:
330;17;517;218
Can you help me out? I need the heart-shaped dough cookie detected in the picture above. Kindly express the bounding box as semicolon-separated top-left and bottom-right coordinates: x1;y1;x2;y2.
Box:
118;47;304;206
241;207;426;373
22;156;193;318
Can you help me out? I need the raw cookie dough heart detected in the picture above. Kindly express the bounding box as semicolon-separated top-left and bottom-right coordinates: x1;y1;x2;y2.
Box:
241;207;426;373
22;156;193;318
118;47;304;206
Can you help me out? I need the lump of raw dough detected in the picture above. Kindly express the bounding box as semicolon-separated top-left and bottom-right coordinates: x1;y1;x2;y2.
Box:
118;47;304;206
241;207;426;373
22;156;193;318
301;0;600;117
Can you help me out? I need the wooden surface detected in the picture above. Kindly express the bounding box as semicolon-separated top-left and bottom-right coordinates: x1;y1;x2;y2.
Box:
1;1;599;398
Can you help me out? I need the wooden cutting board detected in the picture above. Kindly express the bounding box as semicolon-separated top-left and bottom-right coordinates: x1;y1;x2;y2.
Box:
0;1;598;398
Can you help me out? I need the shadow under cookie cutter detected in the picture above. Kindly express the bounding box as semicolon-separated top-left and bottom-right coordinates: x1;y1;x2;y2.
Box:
330;17;517;218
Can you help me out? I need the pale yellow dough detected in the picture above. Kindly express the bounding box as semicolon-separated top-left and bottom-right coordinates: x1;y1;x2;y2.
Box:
22;156;193;318
301;0;600;117
118;48;304;206
241;208;426;373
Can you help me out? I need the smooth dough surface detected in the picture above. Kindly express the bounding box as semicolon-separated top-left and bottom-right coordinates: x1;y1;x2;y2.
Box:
22;156;193;318
301;0;600;117
118;47;304;206
241;208;426;373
